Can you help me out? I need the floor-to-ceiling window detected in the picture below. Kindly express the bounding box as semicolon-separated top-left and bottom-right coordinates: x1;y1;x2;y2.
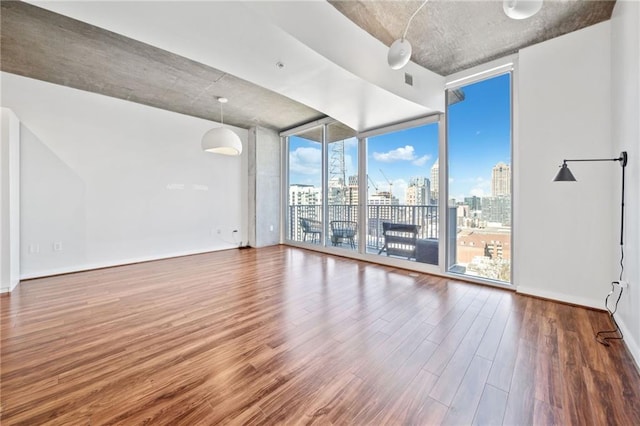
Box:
285;121;358;249
283;117;442;267
326;122;359;251
446;72;512;283
287;125;324;245
282;66;513;283
364;120;440;265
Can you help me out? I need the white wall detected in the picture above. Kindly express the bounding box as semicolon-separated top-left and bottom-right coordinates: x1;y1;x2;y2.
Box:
611;0;640;366
515;22;614;308
1;108;20;292
1;72;248;279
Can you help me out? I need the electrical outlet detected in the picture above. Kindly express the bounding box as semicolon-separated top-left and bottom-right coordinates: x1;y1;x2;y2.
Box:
269;225;274;232
618;280;629;289
53;242;63;252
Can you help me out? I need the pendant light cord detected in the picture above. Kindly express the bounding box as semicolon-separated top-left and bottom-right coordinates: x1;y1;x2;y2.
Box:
402;0;429;40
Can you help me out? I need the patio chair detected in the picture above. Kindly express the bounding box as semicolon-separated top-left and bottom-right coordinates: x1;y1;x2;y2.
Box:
378;222;419;260
299;217;322;243
330;220;357;248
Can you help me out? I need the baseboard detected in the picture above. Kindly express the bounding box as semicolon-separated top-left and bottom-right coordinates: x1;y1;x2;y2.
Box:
20;246;238;280
0;279;20;293
614;313;640;372
516;285;602;310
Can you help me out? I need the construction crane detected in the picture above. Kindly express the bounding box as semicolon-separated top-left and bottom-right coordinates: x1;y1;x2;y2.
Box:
379;169;393;197
367;175;379;193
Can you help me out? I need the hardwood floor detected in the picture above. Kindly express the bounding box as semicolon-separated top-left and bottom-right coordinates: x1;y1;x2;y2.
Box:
1;246;639;425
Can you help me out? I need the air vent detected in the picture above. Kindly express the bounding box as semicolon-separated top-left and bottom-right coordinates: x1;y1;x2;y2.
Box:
404;73;413;86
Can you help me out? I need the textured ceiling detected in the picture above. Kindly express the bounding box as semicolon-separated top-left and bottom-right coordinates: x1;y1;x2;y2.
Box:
0;1;325;131
1;1;616;132
330;0;615;76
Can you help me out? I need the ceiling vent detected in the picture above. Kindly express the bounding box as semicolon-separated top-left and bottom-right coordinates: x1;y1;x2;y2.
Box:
404;73;414;86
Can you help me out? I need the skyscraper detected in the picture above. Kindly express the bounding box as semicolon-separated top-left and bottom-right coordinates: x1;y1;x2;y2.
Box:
491;162;511;196
289;184;321;206
430;159;439;203
406;177;430;205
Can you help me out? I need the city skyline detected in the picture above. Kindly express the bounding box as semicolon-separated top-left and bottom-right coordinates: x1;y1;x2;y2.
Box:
288;73;511;205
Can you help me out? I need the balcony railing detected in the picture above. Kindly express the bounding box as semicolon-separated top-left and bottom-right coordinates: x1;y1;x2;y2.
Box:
288;204;439;251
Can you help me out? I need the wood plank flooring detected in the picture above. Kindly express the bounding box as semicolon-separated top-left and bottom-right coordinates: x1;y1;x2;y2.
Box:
1;246;639;425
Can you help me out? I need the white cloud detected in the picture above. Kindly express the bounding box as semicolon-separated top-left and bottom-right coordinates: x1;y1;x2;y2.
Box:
373;145;417;162
412;154;431;167
289;147;321;176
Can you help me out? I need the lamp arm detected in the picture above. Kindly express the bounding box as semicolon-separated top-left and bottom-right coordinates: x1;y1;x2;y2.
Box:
563;158;622;163
563;152;628;166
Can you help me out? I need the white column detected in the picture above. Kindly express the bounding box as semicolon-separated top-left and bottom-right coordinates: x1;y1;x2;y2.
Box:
1;108;21;292
248;126;281;248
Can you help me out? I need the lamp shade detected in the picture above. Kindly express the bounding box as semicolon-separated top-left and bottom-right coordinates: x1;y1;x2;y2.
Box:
387;38;412;70
553;163;577;182
201;127;242;156
503;0;543;20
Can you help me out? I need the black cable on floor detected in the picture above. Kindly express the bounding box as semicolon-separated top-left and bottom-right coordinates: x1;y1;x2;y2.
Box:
596;160;626;347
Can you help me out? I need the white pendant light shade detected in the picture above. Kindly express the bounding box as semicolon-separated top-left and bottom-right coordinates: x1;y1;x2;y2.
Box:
201;96;242;156
503;0;543;20
201;127;242;156
387;38;413;70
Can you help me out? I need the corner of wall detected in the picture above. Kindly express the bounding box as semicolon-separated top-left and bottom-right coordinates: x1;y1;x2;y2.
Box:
610;0;640;371
1;108;21;293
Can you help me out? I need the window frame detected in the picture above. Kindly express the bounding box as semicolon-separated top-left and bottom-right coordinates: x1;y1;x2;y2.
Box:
444;55;516;287
279;54;517;288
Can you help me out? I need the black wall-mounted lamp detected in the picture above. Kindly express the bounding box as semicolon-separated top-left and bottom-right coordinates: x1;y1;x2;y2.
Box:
553;151;628;346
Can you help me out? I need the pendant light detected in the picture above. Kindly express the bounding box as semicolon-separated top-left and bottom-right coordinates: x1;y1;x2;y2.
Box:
387;0;428;70
201;97;242;156
503;0;543;20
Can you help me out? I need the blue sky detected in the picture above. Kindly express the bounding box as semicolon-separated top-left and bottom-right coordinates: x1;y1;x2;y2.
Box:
289;73;511;203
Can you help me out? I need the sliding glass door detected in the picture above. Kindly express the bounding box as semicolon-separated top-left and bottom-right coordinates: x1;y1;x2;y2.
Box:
287;125;323;245
285;121;358;250
446;72;512;283
365;121;440;265
326;122;359;251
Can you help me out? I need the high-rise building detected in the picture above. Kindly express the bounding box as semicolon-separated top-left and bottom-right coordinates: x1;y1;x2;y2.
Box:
482;196;511;226
368;191;398;205
430;159;439;203
491;162;511;196
289;184;321;206
328;176;345;205
464;196;482;211
346;175;358;205
406;176;430;205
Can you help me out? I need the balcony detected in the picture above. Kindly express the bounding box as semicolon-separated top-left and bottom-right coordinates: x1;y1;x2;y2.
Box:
288;204;442;263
